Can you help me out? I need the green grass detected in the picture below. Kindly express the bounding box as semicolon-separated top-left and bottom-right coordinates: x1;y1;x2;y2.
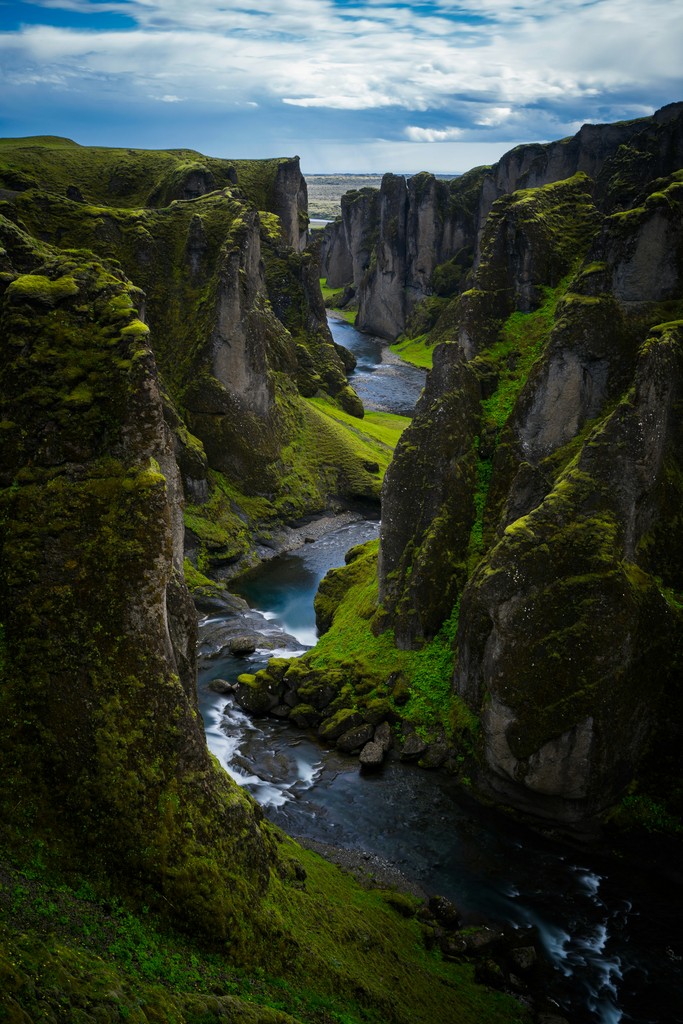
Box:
0;136;293;214
479;280;567;431
332;308;357;324
308;397;410;472
320;278;356;323
306;542;476;742
0;844;528;1024
466;449;493;572
389;335;435;369
184;392;396;579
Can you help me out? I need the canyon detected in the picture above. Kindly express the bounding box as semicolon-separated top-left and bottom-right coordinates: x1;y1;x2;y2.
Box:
0;104;682;1023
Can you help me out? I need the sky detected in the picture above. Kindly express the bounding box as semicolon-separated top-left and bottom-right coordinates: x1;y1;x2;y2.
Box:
0;0;681;174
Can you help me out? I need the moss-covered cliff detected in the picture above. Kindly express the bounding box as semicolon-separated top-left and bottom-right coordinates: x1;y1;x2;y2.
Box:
322;102;683;346
0;137;387;579
265;105;683;836
0;143;532;1024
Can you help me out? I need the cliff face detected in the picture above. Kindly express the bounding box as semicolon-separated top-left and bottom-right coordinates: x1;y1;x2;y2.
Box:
0;220;273;937
323;102;683;343
0;140;380;924
0;140;381;577
0;144;535;1024
321;169;482;339
372;104;683;827
321;185;380;289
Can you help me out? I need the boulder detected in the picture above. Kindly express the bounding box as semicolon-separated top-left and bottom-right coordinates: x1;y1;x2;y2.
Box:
399;733;428;761
228;634;258;655
337;723;374;753
289;704;322;729
359;740;385;771
419;743;448;769
208;678;234;694
374;721;393;753
318;708;364;743
234;673;280;716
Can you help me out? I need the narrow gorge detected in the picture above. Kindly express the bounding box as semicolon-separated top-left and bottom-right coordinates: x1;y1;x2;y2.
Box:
0;103;682;1024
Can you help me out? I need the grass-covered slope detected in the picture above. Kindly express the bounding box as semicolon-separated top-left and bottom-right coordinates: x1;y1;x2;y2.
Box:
0;135;289;212
0;839;530;1024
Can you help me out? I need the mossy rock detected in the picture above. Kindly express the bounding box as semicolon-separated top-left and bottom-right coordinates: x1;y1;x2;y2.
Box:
235;672;282;715
289;703;322;729
318;708;364;743
336;723;374;753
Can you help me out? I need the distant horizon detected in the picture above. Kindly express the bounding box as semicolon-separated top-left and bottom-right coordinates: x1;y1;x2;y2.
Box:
2;1;680;175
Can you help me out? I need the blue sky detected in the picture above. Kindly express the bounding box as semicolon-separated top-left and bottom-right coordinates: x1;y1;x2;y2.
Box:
0;0;681;173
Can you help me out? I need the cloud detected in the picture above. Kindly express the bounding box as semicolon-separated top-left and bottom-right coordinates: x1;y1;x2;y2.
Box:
1;0;681;161
476;106;512;127
405;125;463;142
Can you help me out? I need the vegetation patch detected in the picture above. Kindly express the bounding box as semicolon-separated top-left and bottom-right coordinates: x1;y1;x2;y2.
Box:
389;334;435;369
477;279;568;432
0;842;528;1024
305;542;476;745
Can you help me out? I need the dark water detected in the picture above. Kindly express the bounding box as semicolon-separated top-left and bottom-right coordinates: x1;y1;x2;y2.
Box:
196;320;682;1023
327;314;426;415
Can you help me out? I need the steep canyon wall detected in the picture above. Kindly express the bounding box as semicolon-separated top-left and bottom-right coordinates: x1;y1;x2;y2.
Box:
374;104;683;826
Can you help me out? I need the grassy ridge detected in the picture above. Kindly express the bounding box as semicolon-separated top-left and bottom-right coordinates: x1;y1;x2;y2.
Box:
389;335;435;369
0;136;291;212
307;542;477;743
0;841;527;1024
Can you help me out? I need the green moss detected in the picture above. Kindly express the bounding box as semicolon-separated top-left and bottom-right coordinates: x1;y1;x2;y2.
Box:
307;397;409;474
0;137;242;209
478;279;568;432
183;558;225;595
6;272;79;305
466;447;493;572
609;792;683;836
0;844;530;1024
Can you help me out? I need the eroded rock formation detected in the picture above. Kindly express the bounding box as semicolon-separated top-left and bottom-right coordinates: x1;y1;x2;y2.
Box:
322;102;683;343
373;103;683;827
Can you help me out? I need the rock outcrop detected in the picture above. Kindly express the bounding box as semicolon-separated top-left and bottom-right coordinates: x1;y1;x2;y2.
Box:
0;221;274;938
372;103;683;827
321;168;482;339
303;105;683;834
322;102;683;342
0;139;381;578
0;138;386;933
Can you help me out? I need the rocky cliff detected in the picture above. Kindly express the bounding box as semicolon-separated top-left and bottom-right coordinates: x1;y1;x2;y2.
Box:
0;138;529;1024
0;139;382;580
267;105;681;834
322;102;683;344
375;104;683;828
0;218;274;939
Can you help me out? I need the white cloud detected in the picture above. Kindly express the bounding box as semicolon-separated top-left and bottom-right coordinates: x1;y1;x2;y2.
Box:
476;106;512;127
1;0;681;148
159;94;182;102
405;125;463;142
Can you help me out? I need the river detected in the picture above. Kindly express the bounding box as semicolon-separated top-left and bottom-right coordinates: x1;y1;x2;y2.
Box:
197;317;682;1024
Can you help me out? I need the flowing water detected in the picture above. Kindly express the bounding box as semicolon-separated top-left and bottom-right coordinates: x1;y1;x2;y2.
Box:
197;319;682;1024
327;314;427;415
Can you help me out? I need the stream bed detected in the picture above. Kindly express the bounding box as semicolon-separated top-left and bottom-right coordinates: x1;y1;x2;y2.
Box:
196;319;682;1024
